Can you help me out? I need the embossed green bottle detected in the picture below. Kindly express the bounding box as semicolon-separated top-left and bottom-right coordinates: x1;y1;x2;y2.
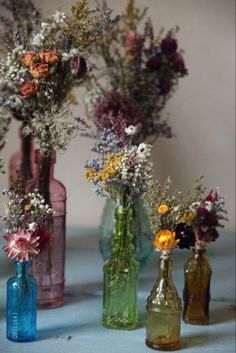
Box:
102;206;139;329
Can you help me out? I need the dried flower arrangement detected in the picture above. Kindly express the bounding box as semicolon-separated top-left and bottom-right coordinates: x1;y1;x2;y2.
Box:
85;0;188;144
85;119;153;208
0;0;114;154
1;177;53;261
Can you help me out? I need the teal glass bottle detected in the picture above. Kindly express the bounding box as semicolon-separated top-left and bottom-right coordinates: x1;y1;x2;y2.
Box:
146;255;181;351
7;261;37;342
102;206;139;329
99;197;153;268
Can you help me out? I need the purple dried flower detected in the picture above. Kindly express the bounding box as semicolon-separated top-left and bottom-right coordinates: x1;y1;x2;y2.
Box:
70;57;87;78
146;54;162;71
205;213;219;227
171;52;188;75
93;91;143;132
161;36;178;55
197;207;209;218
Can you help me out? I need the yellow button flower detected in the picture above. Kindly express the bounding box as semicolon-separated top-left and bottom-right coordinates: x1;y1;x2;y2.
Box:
157;204;169;214
153;229;179;251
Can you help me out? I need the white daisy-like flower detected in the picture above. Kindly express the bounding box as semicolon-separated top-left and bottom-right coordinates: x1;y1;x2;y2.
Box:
28;222;37;232
137;143;150;160
52;10;67;24
125;125;138;136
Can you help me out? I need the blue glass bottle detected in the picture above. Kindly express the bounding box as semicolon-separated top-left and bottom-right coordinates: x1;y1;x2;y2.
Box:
7;261;37;342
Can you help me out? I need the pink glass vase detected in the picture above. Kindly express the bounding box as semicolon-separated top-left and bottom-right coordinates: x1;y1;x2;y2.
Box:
27;149;66;308
9;126;35;183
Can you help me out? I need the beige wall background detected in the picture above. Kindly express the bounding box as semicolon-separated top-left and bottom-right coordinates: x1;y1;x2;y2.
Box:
0;0;235;232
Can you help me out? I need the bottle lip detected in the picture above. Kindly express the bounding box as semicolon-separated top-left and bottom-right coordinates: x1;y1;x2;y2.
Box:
34;149;56;164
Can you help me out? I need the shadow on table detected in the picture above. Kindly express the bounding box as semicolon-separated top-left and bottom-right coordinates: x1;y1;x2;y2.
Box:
210;302;236;325
64;282;102;305
37;321;99;341
182;331;234;349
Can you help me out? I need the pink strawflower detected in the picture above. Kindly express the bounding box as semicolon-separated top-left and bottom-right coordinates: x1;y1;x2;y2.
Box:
3;228;40;262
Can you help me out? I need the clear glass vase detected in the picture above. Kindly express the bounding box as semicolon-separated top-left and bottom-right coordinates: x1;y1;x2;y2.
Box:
99;197;153;268
102;206;139;330
183;248;212;325
9;126;35;183
26;149;66;308
146;255;181;351
7;261;36;342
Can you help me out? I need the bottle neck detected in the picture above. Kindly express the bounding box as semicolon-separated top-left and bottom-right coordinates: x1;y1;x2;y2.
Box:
35;151;55;180
111;206;133;257
158;256;173;282
193;248;206;260
15;261;30;278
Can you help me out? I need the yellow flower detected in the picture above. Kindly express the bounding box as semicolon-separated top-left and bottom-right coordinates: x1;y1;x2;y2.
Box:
153;229;179;251
24;204;31;211
179;211;196;224
85;168;95;181
157;204;169;214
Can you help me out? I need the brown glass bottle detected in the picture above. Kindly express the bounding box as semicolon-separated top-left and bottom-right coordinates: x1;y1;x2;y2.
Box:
146;256;181;351
183;248;212;325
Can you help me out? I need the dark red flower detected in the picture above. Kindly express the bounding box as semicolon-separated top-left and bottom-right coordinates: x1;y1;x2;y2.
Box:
171;52;188;75
206;213;219;227
161;36;178;55
146;54;162;70
32;227;50;252
204;190;218;203
70;57;87;79
175;223;196;249
159;80;171;95
197;207;209;218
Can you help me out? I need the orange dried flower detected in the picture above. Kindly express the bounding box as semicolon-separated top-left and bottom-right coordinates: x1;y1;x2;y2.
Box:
30;63;49;79
20;81;38;99
39;49;60;64
153;229;179;251
20;51;38;67
157;204;169;214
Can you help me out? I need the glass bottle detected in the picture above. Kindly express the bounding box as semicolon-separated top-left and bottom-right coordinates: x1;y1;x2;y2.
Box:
9;126;35;183
7;261;36;342
102;206;139;329
146;255;181;351
183;248;212;325
99;197;153;268
27;149;66;308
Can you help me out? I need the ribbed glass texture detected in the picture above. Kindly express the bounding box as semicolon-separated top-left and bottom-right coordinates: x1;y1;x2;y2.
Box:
7;261;36;342
27;149;66;308
146;256;181;351
183;248;212;325
102;207;139;330
99;197;153;268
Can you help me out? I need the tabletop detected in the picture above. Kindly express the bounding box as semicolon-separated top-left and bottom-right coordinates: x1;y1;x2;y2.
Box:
0;228;235;353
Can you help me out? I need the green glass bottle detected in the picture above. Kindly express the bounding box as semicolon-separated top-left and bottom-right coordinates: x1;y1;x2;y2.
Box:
102;206;139;330
146;255;181;351
183;248;212;325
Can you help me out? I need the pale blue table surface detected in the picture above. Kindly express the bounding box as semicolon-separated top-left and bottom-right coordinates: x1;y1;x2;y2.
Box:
0;228;235;353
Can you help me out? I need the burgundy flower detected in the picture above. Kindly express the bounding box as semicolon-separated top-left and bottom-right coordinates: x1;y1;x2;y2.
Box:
159;80;171;95
197;207;209;218
171;52;188;75
146;54;162;70
70;57;87;79
32;226;51;252
204;190;218;203
206;212;219;227
93;91;143;131
161;36;178;55
175;223;196;249
125;31;143;55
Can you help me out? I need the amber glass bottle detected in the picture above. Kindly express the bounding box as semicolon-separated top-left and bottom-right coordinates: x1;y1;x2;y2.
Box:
183;248;212;325
146;255;181;351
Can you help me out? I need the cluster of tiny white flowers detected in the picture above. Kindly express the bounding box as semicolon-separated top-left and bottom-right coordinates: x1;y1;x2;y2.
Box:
26;192;53;215
0;46;26;87
61;48;80;62
52;10;67;24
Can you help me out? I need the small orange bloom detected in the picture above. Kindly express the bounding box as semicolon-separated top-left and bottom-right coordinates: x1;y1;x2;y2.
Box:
30;63;49;79
20;51;38;67
157;204;169;214
39;49;60;64
20;81;38;99
153;229;179;251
